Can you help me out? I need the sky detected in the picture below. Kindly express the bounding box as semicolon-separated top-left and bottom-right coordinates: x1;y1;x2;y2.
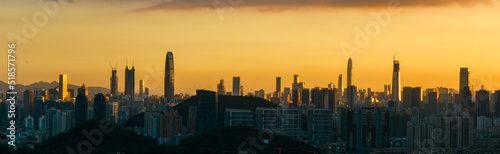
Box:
1;0;500;95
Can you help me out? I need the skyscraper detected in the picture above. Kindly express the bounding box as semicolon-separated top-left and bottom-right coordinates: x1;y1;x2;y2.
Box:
292;75;304;93
77;84;88;97
139;80;145;96
459;67;470;95
110;65;118;96
338;74;343;98
59;74;68;101
125;65;135;98
347;58;353;86
476;86;490;117
233;77;240;96
23;90;34;116
165;52;175;102
459;67;471;108
495;90;500;118
217;79;225;95
402;87;421;109
196;90;218;135
392;59;401;104
74;93;88;126
276;77;282;100
93;93;106;119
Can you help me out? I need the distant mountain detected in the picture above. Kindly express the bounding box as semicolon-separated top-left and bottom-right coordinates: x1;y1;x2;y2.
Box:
0;80;112;100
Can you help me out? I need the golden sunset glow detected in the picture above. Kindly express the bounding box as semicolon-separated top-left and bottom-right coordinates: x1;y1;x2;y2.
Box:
1;0;500;95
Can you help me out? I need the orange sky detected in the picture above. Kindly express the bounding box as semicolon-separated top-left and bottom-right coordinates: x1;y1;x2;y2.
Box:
1;0;500;95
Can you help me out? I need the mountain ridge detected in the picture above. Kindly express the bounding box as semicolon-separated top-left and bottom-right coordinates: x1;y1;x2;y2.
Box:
0;80;113;100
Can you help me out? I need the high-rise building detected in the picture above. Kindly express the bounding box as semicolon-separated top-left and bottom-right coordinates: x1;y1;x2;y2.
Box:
93;93;106;119
391;59;401;106
347;58;353;86
292;89;301;108
302;88;310;105
165;52;175;102
276;77;282;101
125;65;135;98
110;66;118;96
162;109;183;139
283;87;291;102
338;74;343;98
59;74;68;101
77;84;88;97
196;90;218;135
402;87;421;109
23;90;34;116
233;77;241;96
217;79;225;95
139;80;145;96
459;67;470;96
346;85;357;107
74;93;88;126
495;90;500;119
476;86;490;117
425;91;439;115
292;75;305;91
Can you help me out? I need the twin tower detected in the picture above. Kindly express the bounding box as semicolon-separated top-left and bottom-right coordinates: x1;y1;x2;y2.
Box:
110;52;174;102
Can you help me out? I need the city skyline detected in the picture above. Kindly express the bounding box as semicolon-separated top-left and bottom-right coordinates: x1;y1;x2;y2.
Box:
2;1;500;95
1;56;498;96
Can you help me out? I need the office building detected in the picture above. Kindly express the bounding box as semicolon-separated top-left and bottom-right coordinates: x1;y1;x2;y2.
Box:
196;90;218;135
165;52;175;102
59;74;68;101
233;77;241;96
217;79;225;95
125;64;135;98
93;93;107;119
224;108;253;127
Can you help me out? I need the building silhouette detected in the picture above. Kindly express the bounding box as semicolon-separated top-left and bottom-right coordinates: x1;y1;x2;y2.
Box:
347;58;353;86
110;66;118;96
217;79;225;95
74;93;88;126
338;74;343;99
125;65;135;98
276;77;282;102
77;84;88;97
23;90;34;116
93;93;106;119
196;90;218;135
391;59;401;108
59;74;68;101
139;80;145;97
232;77;241;96
165;52;175;102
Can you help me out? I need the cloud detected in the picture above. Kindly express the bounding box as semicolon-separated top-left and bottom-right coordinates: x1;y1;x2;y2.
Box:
132;0;496;12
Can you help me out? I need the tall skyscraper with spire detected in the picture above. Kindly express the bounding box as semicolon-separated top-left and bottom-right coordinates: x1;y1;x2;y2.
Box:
165;52;175;102
125;63;135;98
392;59;401;103
110;65;118;96
347;58;353;86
